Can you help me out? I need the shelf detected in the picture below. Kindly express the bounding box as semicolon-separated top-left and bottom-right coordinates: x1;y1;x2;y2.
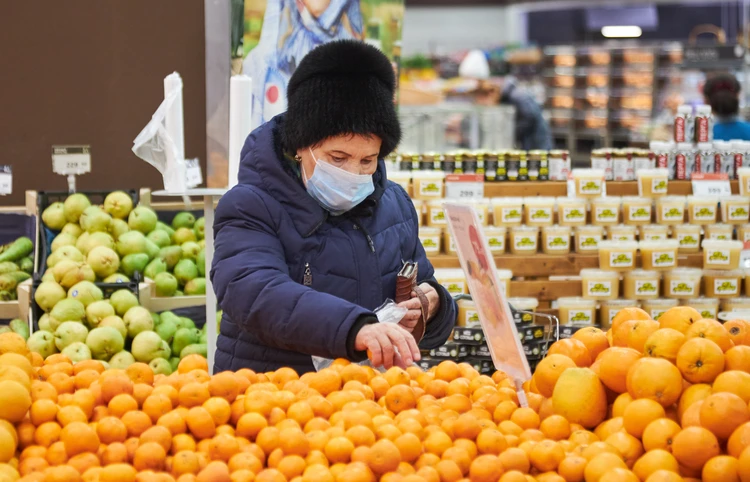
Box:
481;180;740;198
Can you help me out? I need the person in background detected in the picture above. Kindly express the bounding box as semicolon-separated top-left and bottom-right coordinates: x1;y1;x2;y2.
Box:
459;49;553;150
704;73;750;141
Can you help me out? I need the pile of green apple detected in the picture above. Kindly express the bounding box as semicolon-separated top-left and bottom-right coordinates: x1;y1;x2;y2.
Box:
40;191;207;297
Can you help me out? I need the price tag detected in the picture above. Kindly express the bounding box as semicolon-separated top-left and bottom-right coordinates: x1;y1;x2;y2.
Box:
445;174;484;199
185;159;203;188
0;166;12;195
691;173;731;196
51;145;92;175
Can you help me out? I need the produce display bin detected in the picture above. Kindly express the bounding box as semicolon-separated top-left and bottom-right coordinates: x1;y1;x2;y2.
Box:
140;278;207;313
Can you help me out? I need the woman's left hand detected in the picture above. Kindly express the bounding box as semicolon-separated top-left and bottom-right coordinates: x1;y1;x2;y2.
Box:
397;283;439;332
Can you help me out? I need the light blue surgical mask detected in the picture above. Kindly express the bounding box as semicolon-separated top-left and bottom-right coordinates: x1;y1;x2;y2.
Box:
301;148;375;215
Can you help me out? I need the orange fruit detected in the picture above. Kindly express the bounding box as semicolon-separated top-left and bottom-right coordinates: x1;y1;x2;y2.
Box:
384;386;416;414
476;428;507;455
701;455;739;482
659;306;702;333
596;348;641;394
699;392;750;439
642;418;682;453
469;454;503;482
100;373;134;404
178;355;208;375
712;370;750;403
367;439;401;475
96;416;128;444
685;319;734;352
724;319;750;346
725;345;750;372
533;355;577;398
739;446;750;482
626;358;683;407
547;339;592;367
729;422;750;458
539;415;571;441
572;327;610;361
627;319;660;353
623;399;665;438
552;368;607;429
612;393;633;418
133;441;166;472
672;426;721;471
676;338;725;384
611;307;652;333
678;383;712;420
529;439;564;473
644;328;686;363
613;320;639;348
584;452;628;482
605;431;643;468
60;421;99;457
643;470;683;482
324;437;354;464
632;449;680;480
0;380;32;423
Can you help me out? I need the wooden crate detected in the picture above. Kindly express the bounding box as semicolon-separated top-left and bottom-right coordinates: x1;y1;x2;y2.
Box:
139;279;206;313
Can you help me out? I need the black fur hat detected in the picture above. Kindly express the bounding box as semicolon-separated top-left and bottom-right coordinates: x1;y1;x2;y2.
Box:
282;40;401;159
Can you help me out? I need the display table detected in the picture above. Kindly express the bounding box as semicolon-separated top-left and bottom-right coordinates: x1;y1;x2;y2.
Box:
153;188;227;374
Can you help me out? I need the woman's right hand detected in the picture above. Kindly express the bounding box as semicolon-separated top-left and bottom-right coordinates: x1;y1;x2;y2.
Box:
354;323;421;369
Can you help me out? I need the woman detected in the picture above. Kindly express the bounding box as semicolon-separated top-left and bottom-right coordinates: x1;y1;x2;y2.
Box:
704;73;750;141
212;40;457;374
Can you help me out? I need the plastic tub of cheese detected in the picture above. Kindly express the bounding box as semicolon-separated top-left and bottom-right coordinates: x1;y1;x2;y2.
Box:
572;169;605;198
556;197;588;227
418;227;442;255
598;240;638;271
622;196;653;225
434;269;468;296
687;195;719;224
684;298;719;320
580;269;620;300
508;297;539;322
496;269;513;298
702;239;743;270
443;229;456;255
703;269;744;298
492;197;524;227
641;298;679;321
411;171;445;200
509;225;539;255
591;197;622;226
639;224;670;242
637;168;669;198
412;199;424;226
484;226;507;254
426;200;447;227
663;268;703;299
523;197;556;227
557;297;597;326
600;299;641;329
623;269;661;300
655;196;686;225
721;196;750;225
607;224;637;242
720;297;750;313
672;224;702;253
640;240;679;271
705;224;734;241
456;298;479;327
575;225;604;253
388;171;412;191
541;225;572;254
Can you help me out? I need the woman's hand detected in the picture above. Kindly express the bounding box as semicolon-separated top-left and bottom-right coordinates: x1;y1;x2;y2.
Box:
397;283;440;332
354;323;421;369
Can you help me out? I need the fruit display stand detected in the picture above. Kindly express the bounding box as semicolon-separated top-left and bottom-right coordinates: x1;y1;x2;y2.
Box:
139;278;206;313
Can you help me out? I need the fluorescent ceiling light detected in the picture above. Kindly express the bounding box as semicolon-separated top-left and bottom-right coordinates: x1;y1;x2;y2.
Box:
601;26;643;38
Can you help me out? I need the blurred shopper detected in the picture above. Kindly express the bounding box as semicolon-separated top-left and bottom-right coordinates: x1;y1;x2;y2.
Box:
704;73;750;141
459;50;553;150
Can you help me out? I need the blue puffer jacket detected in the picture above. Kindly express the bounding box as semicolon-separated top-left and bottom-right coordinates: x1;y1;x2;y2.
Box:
211;115;457;374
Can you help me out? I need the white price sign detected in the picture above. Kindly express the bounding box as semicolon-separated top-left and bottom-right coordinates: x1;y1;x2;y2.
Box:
52;145;92;175
0;166;12;195
445;174;484;199
185;158;203;188
691;173;731;197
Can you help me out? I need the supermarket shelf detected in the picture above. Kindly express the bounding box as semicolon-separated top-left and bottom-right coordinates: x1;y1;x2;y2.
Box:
510;279;581;300
482;180;740;198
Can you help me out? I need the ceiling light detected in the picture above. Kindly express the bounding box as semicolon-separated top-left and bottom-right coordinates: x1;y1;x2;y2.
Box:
601;26;643;38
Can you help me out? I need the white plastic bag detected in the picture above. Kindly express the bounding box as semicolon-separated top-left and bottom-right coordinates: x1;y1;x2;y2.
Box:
312;299;407;372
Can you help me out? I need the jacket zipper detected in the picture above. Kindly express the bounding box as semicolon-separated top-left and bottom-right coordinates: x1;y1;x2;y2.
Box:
303;263;312;286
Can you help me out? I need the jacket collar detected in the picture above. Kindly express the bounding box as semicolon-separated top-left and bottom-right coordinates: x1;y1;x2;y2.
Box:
239;114;388;238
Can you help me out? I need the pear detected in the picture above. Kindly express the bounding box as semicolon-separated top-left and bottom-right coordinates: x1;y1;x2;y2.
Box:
63;193;92;223
42;202;67;230
103;191;134;219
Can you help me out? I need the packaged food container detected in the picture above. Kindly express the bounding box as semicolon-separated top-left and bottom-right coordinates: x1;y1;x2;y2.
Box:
687;195;719;224
484;226;507;254
506;151;528;181
738;168;750;197
721;298;750;313
738;224;750;243
672;224;702;253
702;240;743;270
637;168;670;198
591;197;622;226
523;197;556;227
443;229;456;255
639;240;679;270
591;150;613;180
598;240;638;271
580;269;621;300
557;297;597;326
575;225;604;253
426;200;447;227
703;269;744;298
622;196;653;225
508;298;539;321
456;199;490;226
641;298;679;321
556;197;588;227
684;298;719;320
388;171;412;191
607;224;638;242
418;227;442;255
492;197;524;226
623;269;661;299
721;196;750;224
655;196;686;225
600;300;641;329
663;268;703;299
411;171;445;200
457;298;479;328
510;225;539;255
541;225;572;255
496;269;513;298
434;269;468;296
549;150;571;181
412;199;424;226
572;169;606;198
705;224;734;241
639;224;670;242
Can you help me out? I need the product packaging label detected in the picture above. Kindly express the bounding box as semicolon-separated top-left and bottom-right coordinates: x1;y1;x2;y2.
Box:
730;205;750;221
587;281;612;297
710;233;730;240
465;310;480;327
420;235;441;253
528;207;552;222
430;209;446;225
578;179;603;195
419;180;442;197
568;310;593;325
444;281;465;295
676;153;686;180
635;280;659;296
651;309;668;321
607;309;618;324
692;205;716;221
715;278;739;295
595;207;619;223
674;116;686;143
656;153;669;169
677;233;700;247
696;116;709;143
652;251;676;267
562;207;586;223
652;178;668;194
698;307;718;319
661;206;684;221
486;236;505;252
501;207;522;223
706;249;731;266
669;280;696;297
514;235;536;250
629;206;652;221
609;251;634;268
614;233;636;241
578;235;601;251
643;233;664;241
546;235;569;251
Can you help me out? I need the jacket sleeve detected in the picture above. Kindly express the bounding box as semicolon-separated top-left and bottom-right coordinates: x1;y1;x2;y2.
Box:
397;188;457;349
210;185;375;360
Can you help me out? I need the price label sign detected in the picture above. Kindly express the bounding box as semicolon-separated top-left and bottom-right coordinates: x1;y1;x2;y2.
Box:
445;174;484;200
691;173;731;197
0;166;12;195
185;159;203;188
52;145;92;175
